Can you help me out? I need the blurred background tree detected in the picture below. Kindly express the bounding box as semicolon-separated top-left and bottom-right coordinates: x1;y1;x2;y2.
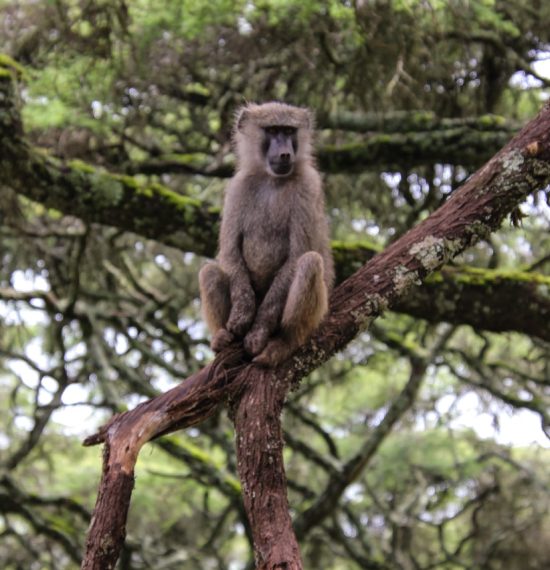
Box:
0;1;549;568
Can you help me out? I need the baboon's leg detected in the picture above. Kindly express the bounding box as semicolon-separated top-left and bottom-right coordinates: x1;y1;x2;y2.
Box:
254;252;327;366
199;263;234;352
281;251;328;342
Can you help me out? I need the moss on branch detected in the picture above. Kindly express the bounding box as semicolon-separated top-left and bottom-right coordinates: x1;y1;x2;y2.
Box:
131;125;514;177
1;140;219;257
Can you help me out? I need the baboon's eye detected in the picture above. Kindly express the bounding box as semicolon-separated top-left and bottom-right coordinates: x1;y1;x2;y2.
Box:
264;126;297;137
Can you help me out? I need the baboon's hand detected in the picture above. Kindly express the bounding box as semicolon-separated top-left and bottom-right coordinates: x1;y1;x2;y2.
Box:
243;326;269;356
226;282;255;337
226;304;255;337
211;329;235;352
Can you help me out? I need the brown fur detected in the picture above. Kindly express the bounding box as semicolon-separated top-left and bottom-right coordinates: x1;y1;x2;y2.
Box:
199;102;334;366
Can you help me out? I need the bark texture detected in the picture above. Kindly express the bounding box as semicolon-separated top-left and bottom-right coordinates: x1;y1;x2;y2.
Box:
234;369;303;570
81;450;134;570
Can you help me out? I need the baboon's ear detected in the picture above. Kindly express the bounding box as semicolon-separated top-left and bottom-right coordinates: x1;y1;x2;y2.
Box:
236;107;249;132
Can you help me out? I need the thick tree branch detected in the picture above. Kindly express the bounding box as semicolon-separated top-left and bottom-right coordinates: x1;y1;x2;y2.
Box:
128;126;513;177
234;369;303;570
126;113;518;176
397;267;550;340
334;246;550;342
75;99;550;569
81;348;249;569
0;74;218;257
317;128;513;173
317;110;519;134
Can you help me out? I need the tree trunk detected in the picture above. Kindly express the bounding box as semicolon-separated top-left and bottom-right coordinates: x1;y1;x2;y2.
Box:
234;369;303;569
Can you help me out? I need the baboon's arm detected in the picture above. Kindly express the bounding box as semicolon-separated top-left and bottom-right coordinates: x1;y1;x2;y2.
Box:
218;181;256;334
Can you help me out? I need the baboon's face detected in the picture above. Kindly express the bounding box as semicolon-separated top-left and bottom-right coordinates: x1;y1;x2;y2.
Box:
262;125;298;177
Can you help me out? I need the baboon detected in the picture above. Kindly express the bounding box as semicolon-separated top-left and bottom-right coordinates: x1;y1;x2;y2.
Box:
199;102;334;366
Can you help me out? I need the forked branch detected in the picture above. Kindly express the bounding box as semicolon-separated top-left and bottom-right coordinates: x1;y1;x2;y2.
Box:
81;102;550;570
